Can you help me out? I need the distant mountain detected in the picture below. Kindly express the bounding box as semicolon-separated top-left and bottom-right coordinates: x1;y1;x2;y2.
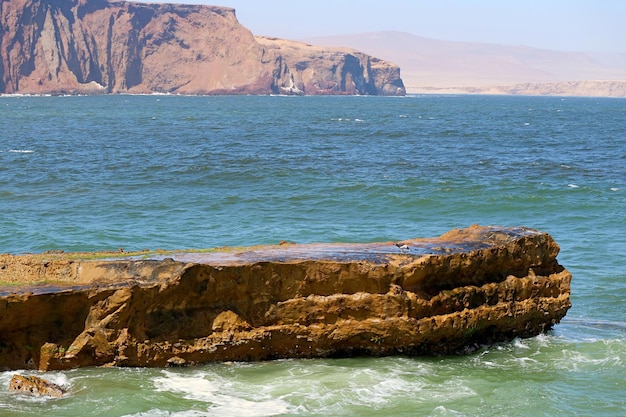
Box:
306;31;626;97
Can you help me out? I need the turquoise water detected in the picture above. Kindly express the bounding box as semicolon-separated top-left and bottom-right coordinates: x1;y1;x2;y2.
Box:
1;95;625;415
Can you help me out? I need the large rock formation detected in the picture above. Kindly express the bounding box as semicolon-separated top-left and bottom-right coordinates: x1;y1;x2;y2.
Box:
0;0;405;95
256;36;405;96
0;225;571;371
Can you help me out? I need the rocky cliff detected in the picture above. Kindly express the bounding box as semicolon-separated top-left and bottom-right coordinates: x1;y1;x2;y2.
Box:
0;225;571;371
0;0;405;95
256;37;405;96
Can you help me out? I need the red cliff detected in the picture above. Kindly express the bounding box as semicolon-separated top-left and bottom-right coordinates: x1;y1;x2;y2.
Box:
0;0;405;95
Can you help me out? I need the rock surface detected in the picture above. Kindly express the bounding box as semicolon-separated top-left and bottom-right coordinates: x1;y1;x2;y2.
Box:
0;225;571;371
8;374;66;397
256;37;405;96
0;0;404;95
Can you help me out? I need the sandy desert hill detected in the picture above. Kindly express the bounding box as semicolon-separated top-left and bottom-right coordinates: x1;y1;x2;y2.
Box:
306;31;626;97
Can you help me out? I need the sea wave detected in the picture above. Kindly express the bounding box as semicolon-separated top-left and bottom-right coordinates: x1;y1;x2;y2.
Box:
152;370;292;417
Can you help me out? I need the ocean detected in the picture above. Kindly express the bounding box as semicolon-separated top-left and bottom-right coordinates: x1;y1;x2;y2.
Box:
0;94;624;416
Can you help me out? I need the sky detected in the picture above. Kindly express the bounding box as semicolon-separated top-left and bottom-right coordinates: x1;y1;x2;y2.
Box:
148;0;626;53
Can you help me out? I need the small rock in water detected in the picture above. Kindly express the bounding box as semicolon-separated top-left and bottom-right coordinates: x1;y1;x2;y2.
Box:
9;374;66;398
166;356;188;367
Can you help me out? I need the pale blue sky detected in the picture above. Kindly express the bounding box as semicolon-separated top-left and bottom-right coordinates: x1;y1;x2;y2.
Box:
148;0;626;52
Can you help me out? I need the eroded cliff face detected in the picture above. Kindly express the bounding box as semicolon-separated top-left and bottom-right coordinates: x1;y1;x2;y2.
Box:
257;36;406;96
0;226;570;371
0;0;405;95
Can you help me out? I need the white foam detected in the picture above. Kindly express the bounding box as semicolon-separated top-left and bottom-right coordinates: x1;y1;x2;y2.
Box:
351;370;424;405
153;371;291;417
41;372;70;388
431;405;467;416
533;333;553;347
568;184;579;188
358;366;474;402
513;356;540;367
123;410;206;417
556;351;623;371
8;149;34;153
610;187;619;191
513;338;531;349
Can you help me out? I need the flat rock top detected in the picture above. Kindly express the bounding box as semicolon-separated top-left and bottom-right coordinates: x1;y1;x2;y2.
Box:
0;226;544;296
135;225;541;265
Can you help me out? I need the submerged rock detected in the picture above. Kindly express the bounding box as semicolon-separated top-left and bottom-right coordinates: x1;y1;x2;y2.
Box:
0;225;571;371
9;374;66;397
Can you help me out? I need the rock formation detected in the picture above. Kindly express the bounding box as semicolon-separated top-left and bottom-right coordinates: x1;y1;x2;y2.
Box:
9;374;66;397
256;37;405;96
0;0;405;95
0;225;571;371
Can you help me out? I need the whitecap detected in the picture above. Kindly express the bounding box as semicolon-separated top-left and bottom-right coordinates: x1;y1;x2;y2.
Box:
610;187;619;191
8;149;34;153
567;184;579;188
533;333;554;347
351;370;425;405
556;351;623;371
431;405;467;416
40;372;70;388
513;356;540;367
122;410;206;417
153;371;292;417
512;338;531;349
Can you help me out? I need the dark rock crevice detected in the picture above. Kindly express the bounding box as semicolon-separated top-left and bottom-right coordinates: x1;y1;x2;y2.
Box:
105;13;115;92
